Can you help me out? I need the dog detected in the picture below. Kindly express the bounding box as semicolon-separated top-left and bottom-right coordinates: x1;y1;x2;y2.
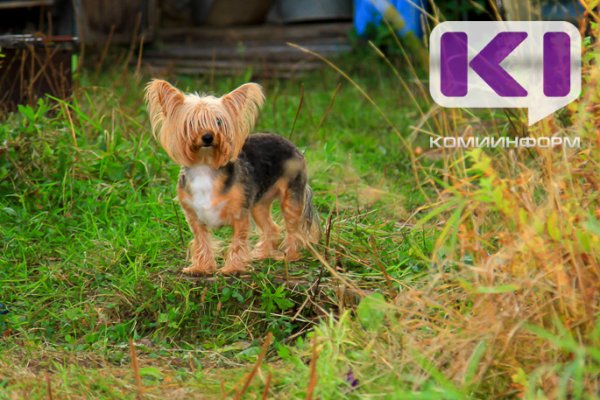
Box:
145;80;319;275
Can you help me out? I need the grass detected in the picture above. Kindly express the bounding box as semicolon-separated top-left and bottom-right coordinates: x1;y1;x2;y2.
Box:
0;52;433;398
1;15;599;398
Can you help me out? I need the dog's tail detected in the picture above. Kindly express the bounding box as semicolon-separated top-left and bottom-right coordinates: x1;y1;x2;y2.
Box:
301;185;320;244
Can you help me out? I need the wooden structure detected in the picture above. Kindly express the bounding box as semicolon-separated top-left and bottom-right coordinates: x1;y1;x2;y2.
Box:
0;34;75;113
141;22;352;78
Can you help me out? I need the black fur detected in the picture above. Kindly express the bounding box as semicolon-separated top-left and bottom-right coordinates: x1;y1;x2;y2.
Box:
179;133;307;208
221;162;236;193
236;133;305;205
288;169;307;202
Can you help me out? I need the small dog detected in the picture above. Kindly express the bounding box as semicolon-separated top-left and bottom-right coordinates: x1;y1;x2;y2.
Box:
145;80;319;275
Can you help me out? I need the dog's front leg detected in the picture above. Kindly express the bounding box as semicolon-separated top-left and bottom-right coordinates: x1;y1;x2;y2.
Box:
221;215;250;275
179;200;217;275
184;223;217;275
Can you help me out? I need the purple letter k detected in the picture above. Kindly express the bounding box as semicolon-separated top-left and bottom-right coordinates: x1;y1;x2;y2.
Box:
469;32;528;97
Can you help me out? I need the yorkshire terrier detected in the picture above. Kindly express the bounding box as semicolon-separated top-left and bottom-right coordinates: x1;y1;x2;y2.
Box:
145;80;319;275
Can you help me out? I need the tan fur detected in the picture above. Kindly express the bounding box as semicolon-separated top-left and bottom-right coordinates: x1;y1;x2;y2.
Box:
280;192;304;262
216;183;247;224
221;217;251;275
221;83;265;161
251;201;281;260
145;80;264;168
253;175;306;262
282;158;305;179
178;186;217;274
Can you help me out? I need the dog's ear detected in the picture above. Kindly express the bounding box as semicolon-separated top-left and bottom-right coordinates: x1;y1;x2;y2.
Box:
145;79;185;135
221;83;265;135
221;83;265;159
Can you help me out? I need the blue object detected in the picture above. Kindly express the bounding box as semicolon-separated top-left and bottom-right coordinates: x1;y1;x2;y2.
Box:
541;1;585;23
354;0;426;38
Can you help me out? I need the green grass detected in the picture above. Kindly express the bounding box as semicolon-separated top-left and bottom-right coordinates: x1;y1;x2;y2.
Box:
0;57;433;398
2;34;598;398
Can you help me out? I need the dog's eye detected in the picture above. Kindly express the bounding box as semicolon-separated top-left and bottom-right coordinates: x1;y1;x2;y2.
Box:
216;118;222;127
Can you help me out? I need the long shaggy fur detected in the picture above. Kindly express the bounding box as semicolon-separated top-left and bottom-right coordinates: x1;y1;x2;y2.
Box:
145;80;265;168
144;80;318;275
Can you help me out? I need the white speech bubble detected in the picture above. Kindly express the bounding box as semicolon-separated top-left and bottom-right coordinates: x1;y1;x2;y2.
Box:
429;21;581;126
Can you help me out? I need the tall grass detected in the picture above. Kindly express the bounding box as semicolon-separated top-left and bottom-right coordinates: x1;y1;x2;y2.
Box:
272;9;599;400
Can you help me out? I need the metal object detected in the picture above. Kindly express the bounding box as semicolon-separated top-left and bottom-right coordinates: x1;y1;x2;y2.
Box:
275;0;352;23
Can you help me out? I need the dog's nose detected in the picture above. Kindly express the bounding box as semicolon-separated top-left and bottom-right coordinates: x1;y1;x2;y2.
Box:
201;132;214;145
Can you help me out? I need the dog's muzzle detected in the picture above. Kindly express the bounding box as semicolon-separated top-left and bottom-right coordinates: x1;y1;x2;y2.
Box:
201;132;214;146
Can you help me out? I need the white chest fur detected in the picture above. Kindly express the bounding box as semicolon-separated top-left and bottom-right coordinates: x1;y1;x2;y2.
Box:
183;165;226;228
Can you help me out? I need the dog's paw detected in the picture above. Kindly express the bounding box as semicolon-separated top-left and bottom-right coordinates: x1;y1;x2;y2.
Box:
220;263;248;275
251;248;284;261
277;246;301;262
284;252;301;262
182;265;215;275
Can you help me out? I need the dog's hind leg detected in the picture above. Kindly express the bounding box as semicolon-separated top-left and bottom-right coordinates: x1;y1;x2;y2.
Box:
251;201;282;260
221;215;251;275
280;175;307;262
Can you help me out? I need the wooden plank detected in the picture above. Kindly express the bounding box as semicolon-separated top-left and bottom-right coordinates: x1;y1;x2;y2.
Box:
162;36;350;49
143;42;350;61
144;67;299;79
158;22;353;44
0;0;54;9
141;59;322;78
143;59;321;71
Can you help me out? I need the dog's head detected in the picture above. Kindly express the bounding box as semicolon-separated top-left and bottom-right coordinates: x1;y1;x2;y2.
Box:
145;80;265;168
